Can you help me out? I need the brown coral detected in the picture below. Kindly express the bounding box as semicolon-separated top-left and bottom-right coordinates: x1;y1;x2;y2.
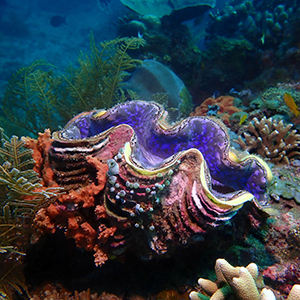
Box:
24;129;57;186
235;116;300;164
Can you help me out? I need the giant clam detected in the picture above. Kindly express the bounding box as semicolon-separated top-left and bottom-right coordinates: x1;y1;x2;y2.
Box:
33;101;272;265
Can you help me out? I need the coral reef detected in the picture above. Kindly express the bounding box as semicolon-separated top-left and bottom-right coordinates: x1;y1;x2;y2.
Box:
263;261;300;295
189;258;300;300
30;101;271;266
190;96;242;126
262;201;300;291
248;86;300;119
193;1;300;94
235;116;300;164
269;163;300;204
206;1;296;51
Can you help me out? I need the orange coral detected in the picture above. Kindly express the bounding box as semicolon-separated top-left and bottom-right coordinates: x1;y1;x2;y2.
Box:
93;246;109;266
86;156;109;191
98;224;117;245
24;129;56;186
34;179;108;251
67;221;97;250
27;129;111;254
190;96;242;125
95;205;108;219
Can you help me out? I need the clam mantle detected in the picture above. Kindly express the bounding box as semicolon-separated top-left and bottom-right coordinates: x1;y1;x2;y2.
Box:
32;101;271;266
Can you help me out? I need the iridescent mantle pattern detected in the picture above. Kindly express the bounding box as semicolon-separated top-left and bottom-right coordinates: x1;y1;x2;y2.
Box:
49;100;271;263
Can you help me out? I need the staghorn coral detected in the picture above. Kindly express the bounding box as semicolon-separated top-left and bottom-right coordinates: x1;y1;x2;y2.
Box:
31;101;271;266
189;258;300;300
235;116;300;164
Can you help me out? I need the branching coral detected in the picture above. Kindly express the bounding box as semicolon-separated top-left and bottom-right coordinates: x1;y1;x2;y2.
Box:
235;116;300;164
189;258;300;300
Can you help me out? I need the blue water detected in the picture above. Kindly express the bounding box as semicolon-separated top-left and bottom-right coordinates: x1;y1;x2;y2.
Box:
0;0;129;94
0;0;229;97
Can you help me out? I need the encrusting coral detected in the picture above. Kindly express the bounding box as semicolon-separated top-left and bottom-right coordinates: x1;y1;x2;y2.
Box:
235;116;300;164
190;96;242;126
189;258;300;300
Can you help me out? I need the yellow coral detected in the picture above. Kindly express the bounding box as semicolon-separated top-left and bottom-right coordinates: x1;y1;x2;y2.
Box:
189;259;300;300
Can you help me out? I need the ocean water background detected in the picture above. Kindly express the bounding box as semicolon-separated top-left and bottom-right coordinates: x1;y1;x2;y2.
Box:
0;0;129;96
0;0;228;99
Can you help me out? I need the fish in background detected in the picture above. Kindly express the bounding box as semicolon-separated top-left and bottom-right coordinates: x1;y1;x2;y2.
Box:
284;93;300;117
50;15;66;27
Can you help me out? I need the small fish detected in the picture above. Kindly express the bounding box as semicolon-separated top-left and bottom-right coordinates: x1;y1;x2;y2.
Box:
260;33;265;45
260;11;267;44
137;31;143;39
239;113;248;125
50;15;66;28
284;93;300;116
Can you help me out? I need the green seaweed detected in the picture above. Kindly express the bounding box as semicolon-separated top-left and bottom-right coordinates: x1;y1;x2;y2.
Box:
2;60;62;136
59;34;145;119
1;35;145;137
